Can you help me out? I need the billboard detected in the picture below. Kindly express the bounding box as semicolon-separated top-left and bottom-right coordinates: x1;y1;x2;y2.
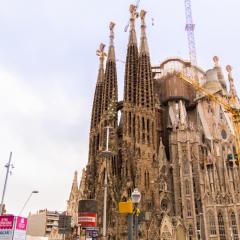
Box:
12;217;28;240
0;215;15;240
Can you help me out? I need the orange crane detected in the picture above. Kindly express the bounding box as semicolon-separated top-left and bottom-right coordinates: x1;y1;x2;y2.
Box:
178;67;240;162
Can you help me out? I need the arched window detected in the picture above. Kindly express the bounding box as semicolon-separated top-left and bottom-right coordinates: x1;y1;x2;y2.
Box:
230;211;239;240
186;200;192;217
218;212;226;240
185;180;190;195
207;211;216;235
183;160;189;175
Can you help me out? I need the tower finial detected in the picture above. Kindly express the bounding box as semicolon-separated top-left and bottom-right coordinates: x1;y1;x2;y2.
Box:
109;22;115;46
96;43;107;74
106;22;116;61
140;9;147;26
139;9;149;55
213;56;219;67
226;65;239;107
226;65;233;76
129;5;138;30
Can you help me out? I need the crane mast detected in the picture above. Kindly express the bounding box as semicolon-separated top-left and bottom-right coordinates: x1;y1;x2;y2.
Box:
185;0;197;65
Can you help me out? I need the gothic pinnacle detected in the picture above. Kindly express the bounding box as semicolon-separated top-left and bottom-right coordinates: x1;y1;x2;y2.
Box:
72;170;78;191
213;56;219;67
140;10;149;56
102;21;118;114
128;4;138;45
107;22;116;61
226;65;239;107
213;56;226;90
96;43;106;84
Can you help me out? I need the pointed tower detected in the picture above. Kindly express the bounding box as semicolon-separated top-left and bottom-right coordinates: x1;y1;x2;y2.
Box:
101;22;118;122
89;43;106;159
123;4;138;105
136;10;154;109
90;43;106;131
123;5;139;142
86;44;106;199
99;22;119;155
133;10;159;218
67;171;79;227
135;10;155;148
121;5;139;195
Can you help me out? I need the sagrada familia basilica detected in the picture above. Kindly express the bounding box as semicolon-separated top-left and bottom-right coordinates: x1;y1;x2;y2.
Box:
66;4;240;240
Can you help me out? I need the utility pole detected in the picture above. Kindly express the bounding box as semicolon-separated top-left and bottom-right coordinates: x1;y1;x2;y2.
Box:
0;152;13;215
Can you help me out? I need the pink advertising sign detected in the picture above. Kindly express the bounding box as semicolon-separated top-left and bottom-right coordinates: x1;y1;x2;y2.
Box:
0;215;14;240
15;217;27;231
12;217;28;240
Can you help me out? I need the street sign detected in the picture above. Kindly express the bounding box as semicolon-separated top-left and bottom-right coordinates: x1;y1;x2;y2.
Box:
119;201;133;214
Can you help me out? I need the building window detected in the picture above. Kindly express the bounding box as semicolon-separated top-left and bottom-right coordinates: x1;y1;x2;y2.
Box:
185;180;190;195
230;211;239;240
207;211;216;235
183;160;189;175
186;200;192;217
144;170;149;188
218;212;226;240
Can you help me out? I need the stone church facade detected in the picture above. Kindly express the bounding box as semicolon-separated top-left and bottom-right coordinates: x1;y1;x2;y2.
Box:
72;5;240;240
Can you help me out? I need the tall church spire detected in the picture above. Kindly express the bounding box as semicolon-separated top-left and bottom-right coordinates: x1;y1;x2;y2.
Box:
90;43;106;130
124;5;138;104
102;22;118;115
70;170;79;194
137;10;154;108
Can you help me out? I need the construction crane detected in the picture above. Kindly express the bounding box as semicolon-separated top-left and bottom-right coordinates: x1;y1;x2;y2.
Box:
178;71;240;162
185;0;197;65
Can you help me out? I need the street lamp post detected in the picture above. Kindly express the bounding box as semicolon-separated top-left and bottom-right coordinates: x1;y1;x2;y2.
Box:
0;152;14;215
102;126;112;240
131;189;141;240
19;190;39;216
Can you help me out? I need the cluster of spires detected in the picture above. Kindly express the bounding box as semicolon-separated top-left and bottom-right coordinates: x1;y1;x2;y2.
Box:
91;5;154;131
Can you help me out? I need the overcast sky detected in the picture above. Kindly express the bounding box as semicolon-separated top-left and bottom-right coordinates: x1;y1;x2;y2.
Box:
0;0;239;217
